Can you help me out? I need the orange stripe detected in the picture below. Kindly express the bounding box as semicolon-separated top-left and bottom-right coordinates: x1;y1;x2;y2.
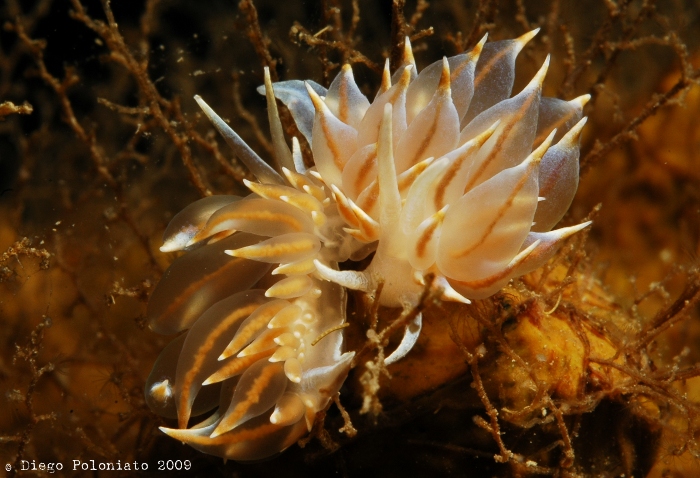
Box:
357;182;379;214
320;115;346;170
339;76;349;123
334;191;360;227
472;43;512;91
399;160;432;193
216;362;283;433
185;421;283;445
448;239;538;291
405;98;443;169
206;349;275;384
285;171;326;202
246;183;295;199
452;161;535;259
434;152;467;209
159;256;262;332
223;302;287;358
539;157;565;197
451;56;468;77
178;302;261;426
238;328;284;357
533;111;577;146
378;64;391;95
354;149;377;194
448;266;513;291
434;130;493;208
463;90;538;192
232;238;318;260
206;210;305;233
266;275;313;298
415;220;439;258
284;193;323;213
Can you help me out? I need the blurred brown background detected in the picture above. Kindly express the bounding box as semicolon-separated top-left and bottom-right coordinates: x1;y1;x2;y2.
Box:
1;0;700;476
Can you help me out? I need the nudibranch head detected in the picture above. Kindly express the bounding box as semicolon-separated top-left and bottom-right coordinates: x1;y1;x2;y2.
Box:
145;29;590;461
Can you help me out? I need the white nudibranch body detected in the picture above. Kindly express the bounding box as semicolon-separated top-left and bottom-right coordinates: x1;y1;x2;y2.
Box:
145;30;590;461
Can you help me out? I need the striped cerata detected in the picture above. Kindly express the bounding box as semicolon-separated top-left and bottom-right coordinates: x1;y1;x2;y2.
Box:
145;30;590;460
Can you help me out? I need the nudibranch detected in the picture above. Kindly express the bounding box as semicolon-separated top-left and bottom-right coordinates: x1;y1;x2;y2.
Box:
305;30;591;306
145;29;590;461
